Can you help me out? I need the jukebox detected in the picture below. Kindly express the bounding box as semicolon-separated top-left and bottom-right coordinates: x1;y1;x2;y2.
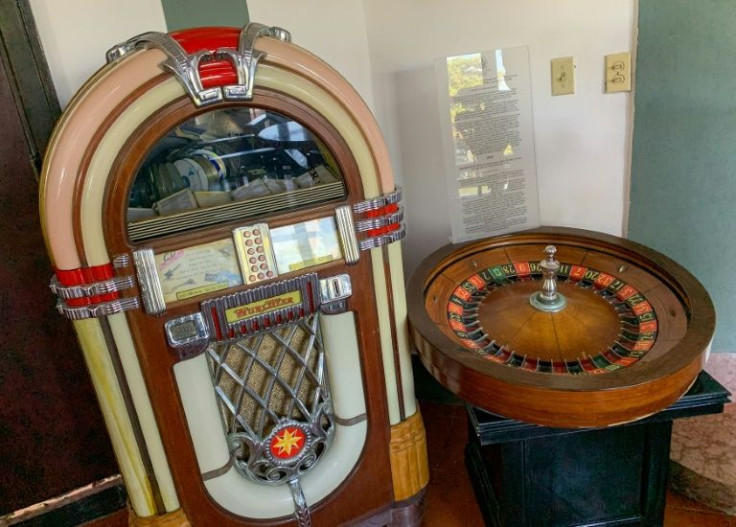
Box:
40;24;428;526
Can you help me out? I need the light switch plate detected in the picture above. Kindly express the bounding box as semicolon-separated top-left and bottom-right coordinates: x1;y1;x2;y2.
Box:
605;52;632;93
551;57;575;96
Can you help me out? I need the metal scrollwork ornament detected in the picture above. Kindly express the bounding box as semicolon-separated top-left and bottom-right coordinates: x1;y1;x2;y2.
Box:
106;23;291;106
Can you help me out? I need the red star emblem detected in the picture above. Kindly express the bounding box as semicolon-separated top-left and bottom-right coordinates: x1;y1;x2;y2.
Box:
269;426;306;459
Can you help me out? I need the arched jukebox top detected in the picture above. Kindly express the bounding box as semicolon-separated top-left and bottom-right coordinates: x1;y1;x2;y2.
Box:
40;24;426;526
41;24;403;282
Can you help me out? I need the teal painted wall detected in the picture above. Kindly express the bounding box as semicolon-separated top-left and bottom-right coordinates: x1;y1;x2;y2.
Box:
629;1;736;351
161;0;248;30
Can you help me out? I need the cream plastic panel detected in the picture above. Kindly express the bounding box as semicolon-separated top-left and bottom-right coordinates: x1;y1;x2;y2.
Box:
73;318;157;515
320;312;367;420
174;353;368;518
172;355;231;473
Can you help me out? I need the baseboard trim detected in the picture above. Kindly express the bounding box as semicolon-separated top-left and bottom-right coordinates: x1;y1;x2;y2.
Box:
0;475;126;527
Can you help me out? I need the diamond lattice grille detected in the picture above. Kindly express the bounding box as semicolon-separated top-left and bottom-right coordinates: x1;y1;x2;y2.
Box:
205;312;333;483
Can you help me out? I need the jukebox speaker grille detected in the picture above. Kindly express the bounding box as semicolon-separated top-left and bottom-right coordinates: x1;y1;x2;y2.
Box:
206;312;334;484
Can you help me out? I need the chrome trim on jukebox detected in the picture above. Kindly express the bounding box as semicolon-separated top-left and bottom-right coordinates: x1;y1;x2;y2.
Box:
201;273;320;341
133;248;166;316
354;207;404;232
165;312;209;347
56;297;141;320
238;23;291;52
106;32;223;106
50;275;136;300
112;254;132;269
221;23;292;101
319;274;352;314
320;274;351;303
182;52;227;106
351;188;406;251
352;187;402;214
216;48;258;101
165;313;210;360
106;24;291;106
288;478;312;527
358;224;407;251
335;205;360;264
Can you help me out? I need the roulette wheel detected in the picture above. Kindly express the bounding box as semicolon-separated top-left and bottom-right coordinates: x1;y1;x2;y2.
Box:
407;226;716;428
407;227;727;526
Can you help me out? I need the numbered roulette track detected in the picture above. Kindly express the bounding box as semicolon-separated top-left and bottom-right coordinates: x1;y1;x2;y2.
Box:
407;227;716;428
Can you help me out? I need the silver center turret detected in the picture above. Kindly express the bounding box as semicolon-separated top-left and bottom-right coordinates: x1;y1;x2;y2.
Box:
529;245;567;313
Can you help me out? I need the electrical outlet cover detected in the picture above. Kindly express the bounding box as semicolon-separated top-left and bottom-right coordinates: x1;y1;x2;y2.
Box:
606;52;632;93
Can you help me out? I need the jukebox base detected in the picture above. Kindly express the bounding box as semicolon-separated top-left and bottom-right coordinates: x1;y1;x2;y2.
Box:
342;492;425;527
465;372;730;527
123;491;425;527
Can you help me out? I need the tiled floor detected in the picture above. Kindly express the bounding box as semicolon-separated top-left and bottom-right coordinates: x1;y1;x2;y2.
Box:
86;400;735;527
421;401;483;526
420;400;736;527
665;491;736;527
670;354;736;516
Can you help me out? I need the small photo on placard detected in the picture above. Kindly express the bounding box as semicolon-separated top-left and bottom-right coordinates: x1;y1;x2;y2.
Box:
270;217;343;274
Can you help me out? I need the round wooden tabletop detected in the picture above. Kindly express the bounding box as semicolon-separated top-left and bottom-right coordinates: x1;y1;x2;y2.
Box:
407;227;716;428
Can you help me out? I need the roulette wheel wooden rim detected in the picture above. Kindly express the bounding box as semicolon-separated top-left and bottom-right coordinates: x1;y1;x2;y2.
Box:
407;226;716;428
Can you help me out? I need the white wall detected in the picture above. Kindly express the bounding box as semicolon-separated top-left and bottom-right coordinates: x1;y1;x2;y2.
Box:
29;0;167;108
246;0;374;110
250;1;637;277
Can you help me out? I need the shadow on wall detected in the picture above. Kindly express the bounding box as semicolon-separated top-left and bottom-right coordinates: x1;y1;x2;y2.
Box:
393;64;451;279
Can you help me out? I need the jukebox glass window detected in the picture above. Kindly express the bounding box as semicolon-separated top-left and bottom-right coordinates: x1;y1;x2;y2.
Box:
127;107;346;241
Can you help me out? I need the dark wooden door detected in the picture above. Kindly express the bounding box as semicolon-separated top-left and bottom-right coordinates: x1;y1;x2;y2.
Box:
0;2;118;514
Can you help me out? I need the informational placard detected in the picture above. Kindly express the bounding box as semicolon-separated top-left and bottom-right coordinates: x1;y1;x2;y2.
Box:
435;47;540;243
